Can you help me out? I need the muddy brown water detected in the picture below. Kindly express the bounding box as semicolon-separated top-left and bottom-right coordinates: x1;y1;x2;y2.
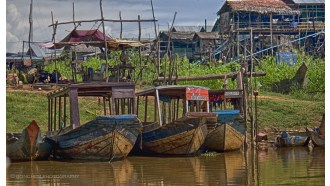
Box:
6;147;324;185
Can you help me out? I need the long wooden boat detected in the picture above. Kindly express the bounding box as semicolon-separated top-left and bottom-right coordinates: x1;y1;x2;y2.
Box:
47;82;141;161
6;120;53;161
134;85;217;156
274;131;309;147
204;89;246;151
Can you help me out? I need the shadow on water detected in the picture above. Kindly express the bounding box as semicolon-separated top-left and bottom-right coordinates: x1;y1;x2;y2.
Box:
6;147;324;185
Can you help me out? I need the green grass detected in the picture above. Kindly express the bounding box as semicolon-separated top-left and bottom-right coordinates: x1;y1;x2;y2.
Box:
257;97;324;130
6;90;324;134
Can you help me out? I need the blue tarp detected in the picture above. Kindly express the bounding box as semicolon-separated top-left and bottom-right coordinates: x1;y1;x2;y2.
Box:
276;52;297;66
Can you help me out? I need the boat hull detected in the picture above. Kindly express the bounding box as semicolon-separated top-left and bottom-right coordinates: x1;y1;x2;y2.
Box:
204;124;245;151
205;112;246;152
275;131;309;147
7;120;53;161
51;115;141;161
309;131;325;148
138;113;215;156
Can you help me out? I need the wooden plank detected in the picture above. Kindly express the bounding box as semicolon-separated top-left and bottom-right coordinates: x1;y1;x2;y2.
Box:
69;88;80;129
112;87;135;98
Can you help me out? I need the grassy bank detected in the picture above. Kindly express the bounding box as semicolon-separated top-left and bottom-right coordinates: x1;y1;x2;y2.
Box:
6;90;324;134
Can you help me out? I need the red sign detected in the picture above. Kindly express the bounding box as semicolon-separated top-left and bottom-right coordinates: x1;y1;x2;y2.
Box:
186;87;209;101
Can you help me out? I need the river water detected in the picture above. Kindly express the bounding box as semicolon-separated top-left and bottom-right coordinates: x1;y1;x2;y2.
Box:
7;147;324;185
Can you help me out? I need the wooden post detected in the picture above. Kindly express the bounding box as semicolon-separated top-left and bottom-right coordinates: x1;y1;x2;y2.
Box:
28;0;33;64
121;99;125;114
168;100;172;122
250;27;254;148
100;0;109;82
73;2;76;27
54;97;57;131
119;11;123;39
138;15;141;41
50;98;53;132
237;12;240;58
51;11;58;86
136;96;139;117
144;96;148;123
103;96;106;115
155;89;162;126
108;96;112;115
176;99;179;119
154;95;157;122
150;0;160;75
112;97;116;115
58;97;62;129
48;98;50;132
70;88;80;129
64;95;67;127
270;13;273;56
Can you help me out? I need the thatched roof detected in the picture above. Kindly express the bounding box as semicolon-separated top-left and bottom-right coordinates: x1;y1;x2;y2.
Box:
159;31;195;41
193;32;220;40
220;0;300;15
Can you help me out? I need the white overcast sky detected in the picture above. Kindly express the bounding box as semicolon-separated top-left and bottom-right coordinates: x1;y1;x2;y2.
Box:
6;0;224;53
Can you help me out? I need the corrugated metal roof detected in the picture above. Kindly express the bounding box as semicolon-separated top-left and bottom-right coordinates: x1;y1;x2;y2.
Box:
223;0;300;14
292;0;324;4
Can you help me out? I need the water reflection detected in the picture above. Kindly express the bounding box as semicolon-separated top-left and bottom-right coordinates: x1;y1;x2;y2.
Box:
7;147;324;185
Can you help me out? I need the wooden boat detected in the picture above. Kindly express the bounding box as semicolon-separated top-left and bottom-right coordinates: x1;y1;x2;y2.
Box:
308;114;325;148
6;120;53;161
204;89;246;151
134;85;217;156
274;131;309;147
47;82;141;161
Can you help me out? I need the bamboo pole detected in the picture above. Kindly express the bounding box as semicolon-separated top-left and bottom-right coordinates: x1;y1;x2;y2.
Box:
48;18;157;27
150;0;160;75
119;11;122;39
270;13;273;56
138;15;141;41
73;2;76;27
250;27;254;148
51;12;58;86
28;0;33;64
154;72;266;82
100;0;109;82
